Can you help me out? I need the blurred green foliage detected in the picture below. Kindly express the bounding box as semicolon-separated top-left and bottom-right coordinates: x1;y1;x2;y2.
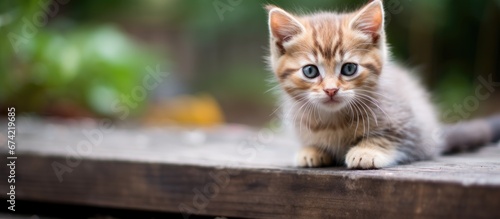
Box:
0;0;165;117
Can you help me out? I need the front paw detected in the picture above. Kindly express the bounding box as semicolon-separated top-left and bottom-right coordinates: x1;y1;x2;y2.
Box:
295;146;332;168
345;146;396;169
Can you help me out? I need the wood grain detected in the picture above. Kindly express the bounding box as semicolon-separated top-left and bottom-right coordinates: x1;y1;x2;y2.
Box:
1;118;500;218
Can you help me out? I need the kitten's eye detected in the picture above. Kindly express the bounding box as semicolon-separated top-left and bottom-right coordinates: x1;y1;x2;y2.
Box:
341;63;358;76
302;65;320;78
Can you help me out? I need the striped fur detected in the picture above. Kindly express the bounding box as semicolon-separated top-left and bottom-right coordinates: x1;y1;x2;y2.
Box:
267;1;444;169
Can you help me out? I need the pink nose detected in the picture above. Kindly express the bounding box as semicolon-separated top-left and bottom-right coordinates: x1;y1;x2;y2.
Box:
323;88;339;97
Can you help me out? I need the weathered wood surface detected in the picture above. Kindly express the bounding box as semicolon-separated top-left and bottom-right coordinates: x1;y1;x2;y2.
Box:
0;213;58;219
0;214;51;219
1;118;500;218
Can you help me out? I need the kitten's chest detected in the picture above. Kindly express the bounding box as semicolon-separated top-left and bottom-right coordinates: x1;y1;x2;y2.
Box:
296;126;358;149
288;109;363;149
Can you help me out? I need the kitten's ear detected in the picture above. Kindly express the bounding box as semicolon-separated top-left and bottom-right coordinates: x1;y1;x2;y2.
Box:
267;5;305;43
350;0;384;35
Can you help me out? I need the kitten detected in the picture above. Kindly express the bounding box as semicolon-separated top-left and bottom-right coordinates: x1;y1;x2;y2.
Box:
266;0;500;169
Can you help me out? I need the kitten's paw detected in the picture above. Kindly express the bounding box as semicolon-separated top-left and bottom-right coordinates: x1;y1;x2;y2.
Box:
295;146;332;168
345;146;396;169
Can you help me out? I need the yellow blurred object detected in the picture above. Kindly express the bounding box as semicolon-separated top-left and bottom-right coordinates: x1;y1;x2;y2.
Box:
143;94;224;126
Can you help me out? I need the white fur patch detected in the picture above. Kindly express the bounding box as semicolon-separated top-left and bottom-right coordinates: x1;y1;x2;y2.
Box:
295;146;332;167
345;146;398;169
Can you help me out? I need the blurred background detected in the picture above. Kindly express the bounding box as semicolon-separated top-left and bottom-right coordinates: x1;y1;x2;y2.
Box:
0;0;499;127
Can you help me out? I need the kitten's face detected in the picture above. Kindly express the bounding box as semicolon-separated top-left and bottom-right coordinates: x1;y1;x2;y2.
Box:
268;1;385;113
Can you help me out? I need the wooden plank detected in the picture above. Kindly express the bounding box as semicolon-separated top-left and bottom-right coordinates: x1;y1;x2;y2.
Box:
1;119;500;218
0;214;54;219
0;200;212;219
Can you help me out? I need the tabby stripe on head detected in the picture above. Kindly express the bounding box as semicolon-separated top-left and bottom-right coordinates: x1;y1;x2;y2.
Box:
361;63;381;75
310;22;325;59
279;68;300;80
276;41;286;55
332;28;343;57
339;47;345;57
283;87;306;101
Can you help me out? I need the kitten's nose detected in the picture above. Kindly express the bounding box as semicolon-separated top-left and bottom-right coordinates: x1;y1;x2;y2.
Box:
323;88;339;97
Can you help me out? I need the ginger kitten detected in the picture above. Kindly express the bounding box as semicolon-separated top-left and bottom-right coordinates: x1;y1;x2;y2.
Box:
266;0;500;169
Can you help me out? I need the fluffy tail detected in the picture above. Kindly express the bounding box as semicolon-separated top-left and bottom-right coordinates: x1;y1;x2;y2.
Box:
442;115;500;154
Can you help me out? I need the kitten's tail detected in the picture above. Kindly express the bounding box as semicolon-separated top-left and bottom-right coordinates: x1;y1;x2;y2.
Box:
442;115;500;154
